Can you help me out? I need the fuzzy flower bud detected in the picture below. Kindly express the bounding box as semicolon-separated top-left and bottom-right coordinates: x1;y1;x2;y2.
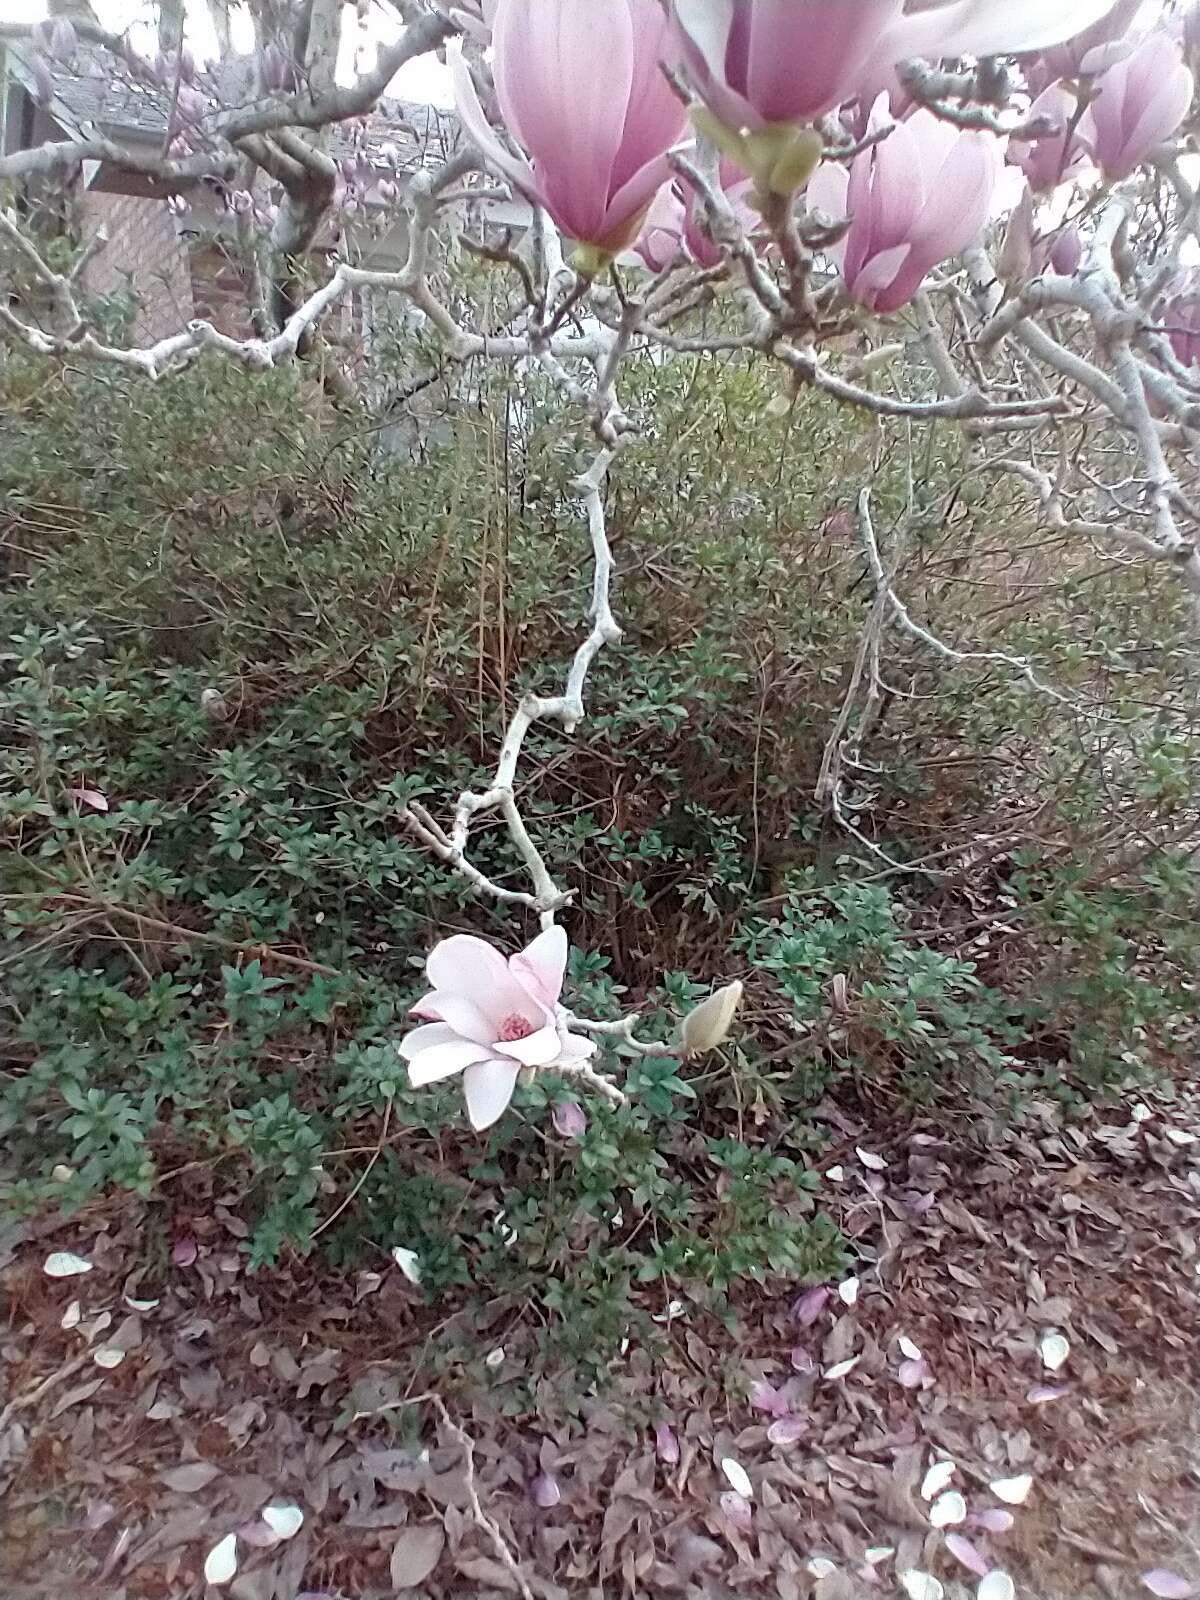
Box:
680;979;743;1056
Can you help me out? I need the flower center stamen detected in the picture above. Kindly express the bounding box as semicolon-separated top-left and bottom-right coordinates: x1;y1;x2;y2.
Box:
498;1013;535;1043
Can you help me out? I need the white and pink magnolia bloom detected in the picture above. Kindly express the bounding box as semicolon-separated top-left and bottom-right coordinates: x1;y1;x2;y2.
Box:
1079;31;1194;181
1010;83;1089;194
400;928;596;1130
451;0;687;259
808;104;1003;314
671;0;1132;137
1160;269;1200;367
1028;0;1144;87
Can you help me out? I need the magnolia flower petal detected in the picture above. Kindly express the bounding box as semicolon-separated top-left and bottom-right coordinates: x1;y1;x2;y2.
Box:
204;1533;239;1586
1039;1331;1070;1372
552;1100;588;1138
462;1058;522;1130
978;1575;1017;1600
970;1508;1015;1535
449;45;539;200
930;1491;967;1528
838;1276;861;1306
990;1474;1033;1506
767;1416;808;1446
1141;1571;1196;1599
406;1035;496;1085
898;0;1122;58
655;1422;680;1464
794;1286;831;1326
921;1460;957;1500
899;1571;944;1600
808;1558;839;1579
508;925;568;1010
824;1357;860;1380
531;1472;561;1509
408;991;495;1042
493;1021;562;1067
391;1247;422;1284
720;1457;753;1499
424;932;532;1023
44;1251;93;1278
946;1535;992;1578
261;1504;304;1541
720;1490;754;1530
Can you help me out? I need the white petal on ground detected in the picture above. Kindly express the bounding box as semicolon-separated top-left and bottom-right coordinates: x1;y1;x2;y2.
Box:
990;1474;1034;1505
921;1459;957;1500
1039;1331;1070;1372
719;1491;753;1530
391;1247;422;1285
92;1347;125;1369
899;1336;922;1360
865;1547;895;1565
720;1457;753;1499
931;1490;968;1528
807;1557;838;1578
971;1508;1015;1534
824;1357;860;1380
856;1147;888;1171
203;1533;239;1586
1141;1572;1197;1599
484;1347;505;1368
61;1300;82;1330
124;1296;160;1312
767;1416;808;1446
1165;1129;1198;1147
261;1503;304;1540
900;1571;945;1600
838;1276;860;1306
1027;1384;1069;1404
826;1165;845;1181
44;1251;93;1278
978;1574;1017;1600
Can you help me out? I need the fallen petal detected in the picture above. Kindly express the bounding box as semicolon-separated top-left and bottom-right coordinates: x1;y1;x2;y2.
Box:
720;1490;753;1531
793;1286;831;1326
856;1147;888;1171
92;1347;125;1369
900;1571;945;1600
931;1491;967;1528
898;1357;930;1389
204;1533;238;1586
807;1557;839;1579
261;1504;304;1541
655;1422;680;1465
551;1100;587;1139
1141;1572;1196;1599
978;1575;1017;1600
790;1345;816;1373
826;1165;845;1181
1027;1384;1069;1404
899;1336;922;1361
946;1535;992;1578
921;1460;957;1500
391;1247;422;1285
484;1347;505;1369
865;1547;895;1565
990;1474;1033;1506
767;1416;808;1446
1039;1331;1070;1372
720;1458;753;1499
824;1357;860;1381
970;1508;1016;1535
171;1237;198;1267
749;1378;789;1417
838;1276;861;1306
531;1472;561;1509
44;1251;93;1278
61;1300;82;1330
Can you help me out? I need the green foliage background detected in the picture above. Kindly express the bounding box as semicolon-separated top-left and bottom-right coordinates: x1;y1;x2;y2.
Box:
1;338;1196;1378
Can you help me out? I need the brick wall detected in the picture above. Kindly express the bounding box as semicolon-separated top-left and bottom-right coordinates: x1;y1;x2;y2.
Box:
79;190;194;345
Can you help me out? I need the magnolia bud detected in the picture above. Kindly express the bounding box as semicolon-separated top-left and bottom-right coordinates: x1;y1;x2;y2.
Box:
551;1100;587;1139
261;42;290;92
680;980;743;1057
1049;224;1082;277
200;687;227;721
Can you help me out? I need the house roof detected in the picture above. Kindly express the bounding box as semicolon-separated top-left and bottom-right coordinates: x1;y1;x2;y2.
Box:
2;36;459;171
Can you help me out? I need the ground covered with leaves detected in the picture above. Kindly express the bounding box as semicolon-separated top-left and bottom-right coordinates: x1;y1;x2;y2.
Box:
3;1075;1199;1600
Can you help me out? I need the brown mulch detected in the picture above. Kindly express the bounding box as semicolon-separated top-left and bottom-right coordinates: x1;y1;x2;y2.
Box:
2;1089;1198;1600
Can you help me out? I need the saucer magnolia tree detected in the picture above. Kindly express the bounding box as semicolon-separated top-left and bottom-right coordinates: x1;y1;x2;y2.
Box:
4;0;1200;1125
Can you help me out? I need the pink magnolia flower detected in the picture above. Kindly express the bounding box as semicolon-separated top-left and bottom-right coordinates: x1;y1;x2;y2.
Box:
1078;32;1194;181
401;927;596;1130
451;0;687;259
1010;84;1089;194
672;0;1133;137
808;104;1003;314
1160;269;1200;367
1028;0;1144;87
1033;222;1083;278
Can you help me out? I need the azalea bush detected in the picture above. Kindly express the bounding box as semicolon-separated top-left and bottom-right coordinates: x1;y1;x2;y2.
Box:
2;342;1197;1385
